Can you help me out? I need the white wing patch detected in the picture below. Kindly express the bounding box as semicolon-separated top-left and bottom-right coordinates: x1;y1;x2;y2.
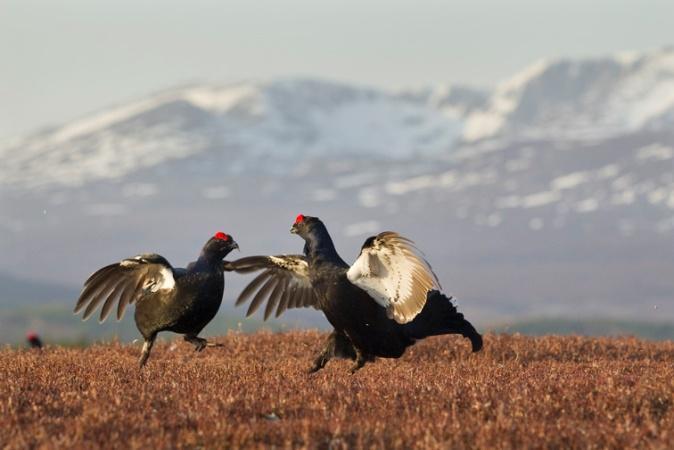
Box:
347;232;440;324
156;266;175;290
269;255;310;278
141;266;175;292
122;255;175;293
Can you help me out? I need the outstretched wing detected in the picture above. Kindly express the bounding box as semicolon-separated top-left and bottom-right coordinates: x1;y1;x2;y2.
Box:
224;255;319;320
74;254;176;323
346;232;440;324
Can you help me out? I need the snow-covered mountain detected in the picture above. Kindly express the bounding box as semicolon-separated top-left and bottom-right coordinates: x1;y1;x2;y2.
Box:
1;49;673;325
3;49;674;190
463;48;674;141
0;79;474;188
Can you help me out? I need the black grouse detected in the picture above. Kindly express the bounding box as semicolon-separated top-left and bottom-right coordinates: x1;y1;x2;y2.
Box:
26;331;43;349
225;215;482;373
74;231;239;367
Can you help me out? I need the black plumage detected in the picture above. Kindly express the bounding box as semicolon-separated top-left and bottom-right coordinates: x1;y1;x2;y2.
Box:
26;331;43;349
225;215;482;373
74;232;239;367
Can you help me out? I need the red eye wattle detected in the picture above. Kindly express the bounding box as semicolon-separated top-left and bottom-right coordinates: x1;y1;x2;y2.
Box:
214;231;229;241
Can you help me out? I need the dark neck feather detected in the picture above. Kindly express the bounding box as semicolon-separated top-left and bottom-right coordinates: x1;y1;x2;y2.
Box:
303;222;341;262
196;245;224;270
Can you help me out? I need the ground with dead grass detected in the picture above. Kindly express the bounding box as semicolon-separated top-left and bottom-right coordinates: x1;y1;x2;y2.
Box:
1;332;672;449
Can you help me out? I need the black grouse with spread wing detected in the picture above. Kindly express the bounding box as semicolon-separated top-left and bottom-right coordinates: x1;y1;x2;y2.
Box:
225;215;482;373
74;232;239;367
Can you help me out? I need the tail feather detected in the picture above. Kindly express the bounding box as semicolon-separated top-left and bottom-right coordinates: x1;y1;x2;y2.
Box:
403;290;483;352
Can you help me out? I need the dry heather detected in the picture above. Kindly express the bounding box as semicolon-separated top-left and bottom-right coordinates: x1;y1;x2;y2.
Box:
1;332;673;449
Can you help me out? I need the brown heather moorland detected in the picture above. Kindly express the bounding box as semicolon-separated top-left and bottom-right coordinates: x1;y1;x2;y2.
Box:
1;331;673;449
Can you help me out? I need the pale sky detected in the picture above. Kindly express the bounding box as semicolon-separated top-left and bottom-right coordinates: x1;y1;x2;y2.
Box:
1;0;672;139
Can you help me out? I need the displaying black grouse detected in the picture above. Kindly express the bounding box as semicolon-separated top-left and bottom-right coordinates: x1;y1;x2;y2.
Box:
225;215;482;373
74;232;239;367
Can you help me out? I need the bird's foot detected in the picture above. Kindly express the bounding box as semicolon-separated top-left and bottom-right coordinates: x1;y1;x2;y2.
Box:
308;355;329;374
138;353;150;368
349;360;366;374
184;335;220;352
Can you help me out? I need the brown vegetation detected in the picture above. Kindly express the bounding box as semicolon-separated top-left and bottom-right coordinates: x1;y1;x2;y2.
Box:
1;332;673;449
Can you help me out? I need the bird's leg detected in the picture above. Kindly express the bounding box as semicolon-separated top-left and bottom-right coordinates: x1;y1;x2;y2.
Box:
139;333;157;368
309;347;332;373
309;332;338;373
184;335;223;352
333;332;358;360
349;349;369;374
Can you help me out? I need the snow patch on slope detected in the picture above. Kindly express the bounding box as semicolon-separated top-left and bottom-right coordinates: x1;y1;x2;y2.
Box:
0;79;464;188
462;48;674;142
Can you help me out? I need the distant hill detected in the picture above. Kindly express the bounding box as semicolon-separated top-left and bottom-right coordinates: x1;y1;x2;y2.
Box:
0;301;305;346
0;274;324;345
0;272;78;307
491;318;674;341
3;299;671;345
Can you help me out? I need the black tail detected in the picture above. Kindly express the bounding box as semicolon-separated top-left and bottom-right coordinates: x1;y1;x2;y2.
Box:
403;290;483;352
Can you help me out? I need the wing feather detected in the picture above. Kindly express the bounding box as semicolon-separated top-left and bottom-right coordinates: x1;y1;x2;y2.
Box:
235;272;272;306
274;287;288;318
82;277;123;320
346;231;441;324
225;255;319;320
264;276;286;320
74;254;176;323
293;286;305;309
98;279;127;322
82;264;118;289
247;276;279;317
74;264;118;313
116;276;143;320
301;287;312;308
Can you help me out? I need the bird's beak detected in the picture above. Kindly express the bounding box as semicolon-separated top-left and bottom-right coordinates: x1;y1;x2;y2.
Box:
290;224;298;234
232;241;240;252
